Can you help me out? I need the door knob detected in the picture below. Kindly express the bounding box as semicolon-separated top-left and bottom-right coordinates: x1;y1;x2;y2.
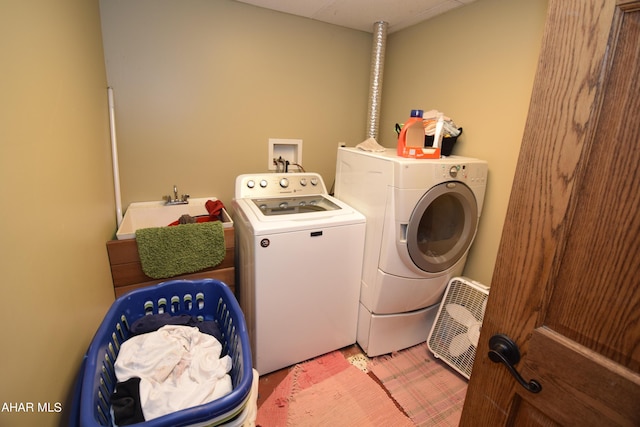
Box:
488;334;542;393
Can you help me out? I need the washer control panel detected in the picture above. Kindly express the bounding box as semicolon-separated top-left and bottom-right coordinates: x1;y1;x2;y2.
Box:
235;172;326;198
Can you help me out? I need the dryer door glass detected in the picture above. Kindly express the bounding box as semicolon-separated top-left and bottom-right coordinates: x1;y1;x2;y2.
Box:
407;182;478;273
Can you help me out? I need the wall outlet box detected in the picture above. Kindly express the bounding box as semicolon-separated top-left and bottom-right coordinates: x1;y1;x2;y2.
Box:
268;138;302;171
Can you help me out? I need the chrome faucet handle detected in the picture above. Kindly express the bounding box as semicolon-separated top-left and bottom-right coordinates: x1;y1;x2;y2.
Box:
164;186;189;205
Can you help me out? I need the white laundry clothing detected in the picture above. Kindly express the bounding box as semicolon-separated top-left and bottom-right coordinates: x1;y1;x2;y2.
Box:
356;137;386;152
115;324;232;421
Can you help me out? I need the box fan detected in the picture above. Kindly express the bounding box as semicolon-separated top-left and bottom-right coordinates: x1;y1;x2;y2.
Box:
427;277;489;379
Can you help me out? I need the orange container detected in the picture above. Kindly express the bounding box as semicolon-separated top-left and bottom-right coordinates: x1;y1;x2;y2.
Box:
397;110;441;159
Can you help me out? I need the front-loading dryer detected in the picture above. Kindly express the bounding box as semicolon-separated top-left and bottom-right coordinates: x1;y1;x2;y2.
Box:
334;147;487;356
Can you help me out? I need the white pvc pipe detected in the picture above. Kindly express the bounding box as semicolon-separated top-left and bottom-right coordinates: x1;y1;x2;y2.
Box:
108;87;123;227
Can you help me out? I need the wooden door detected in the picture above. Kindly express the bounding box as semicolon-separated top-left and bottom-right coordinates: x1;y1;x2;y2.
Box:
460;1;640;425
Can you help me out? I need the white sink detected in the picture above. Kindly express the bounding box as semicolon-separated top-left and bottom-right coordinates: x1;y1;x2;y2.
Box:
116;197;232;240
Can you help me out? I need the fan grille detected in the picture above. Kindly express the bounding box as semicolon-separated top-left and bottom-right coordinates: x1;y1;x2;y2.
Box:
427;277;489;379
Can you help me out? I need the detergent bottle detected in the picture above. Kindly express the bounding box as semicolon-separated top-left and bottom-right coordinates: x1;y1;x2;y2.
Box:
397;109;423;156
397;109;440;158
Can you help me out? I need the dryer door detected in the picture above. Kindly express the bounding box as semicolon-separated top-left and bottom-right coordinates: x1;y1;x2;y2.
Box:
406;182;478;273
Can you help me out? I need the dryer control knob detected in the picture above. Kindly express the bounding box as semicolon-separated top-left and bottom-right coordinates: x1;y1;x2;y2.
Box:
449;166;459;178
260;179;268;188
280;178;289;188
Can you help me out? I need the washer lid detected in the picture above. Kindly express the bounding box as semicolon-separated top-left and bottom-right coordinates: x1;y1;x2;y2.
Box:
251;195;341;216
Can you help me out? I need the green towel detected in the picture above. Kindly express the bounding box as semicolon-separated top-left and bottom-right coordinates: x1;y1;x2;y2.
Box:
135;221;225;279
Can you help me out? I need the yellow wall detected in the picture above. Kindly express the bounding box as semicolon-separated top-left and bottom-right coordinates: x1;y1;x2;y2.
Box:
0;1;116;426
101;0;548;286
381;0;548;285
99;0;372;210
0;0;548;425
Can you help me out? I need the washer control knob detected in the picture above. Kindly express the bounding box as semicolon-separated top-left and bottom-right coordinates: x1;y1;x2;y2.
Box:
449;166;459;178
247;180;255;189
310;177;319;186
279;202;288;209
279;178;289;188
300;178;307;187
260;179;268;188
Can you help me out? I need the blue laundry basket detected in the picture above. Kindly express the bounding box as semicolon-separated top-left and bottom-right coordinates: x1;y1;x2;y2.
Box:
77;279;253;427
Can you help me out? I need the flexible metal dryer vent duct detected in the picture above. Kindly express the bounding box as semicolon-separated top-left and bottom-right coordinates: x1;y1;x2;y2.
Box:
366;21;388;141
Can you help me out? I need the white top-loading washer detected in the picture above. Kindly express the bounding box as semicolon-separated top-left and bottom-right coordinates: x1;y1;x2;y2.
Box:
232;172;365;374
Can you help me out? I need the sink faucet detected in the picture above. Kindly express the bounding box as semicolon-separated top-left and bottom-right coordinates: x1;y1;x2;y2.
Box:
165;185;190;205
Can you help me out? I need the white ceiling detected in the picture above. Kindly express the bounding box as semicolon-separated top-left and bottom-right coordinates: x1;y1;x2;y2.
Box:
234;0;477;33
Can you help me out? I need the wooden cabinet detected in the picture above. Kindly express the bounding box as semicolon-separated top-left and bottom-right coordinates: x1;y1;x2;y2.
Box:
106;227;235;298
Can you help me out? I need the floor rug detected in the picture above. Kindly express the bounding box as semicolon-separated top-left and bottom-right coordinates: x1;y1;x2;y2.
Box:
255;366;294;426
257;351;414;426
369;342;468;427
